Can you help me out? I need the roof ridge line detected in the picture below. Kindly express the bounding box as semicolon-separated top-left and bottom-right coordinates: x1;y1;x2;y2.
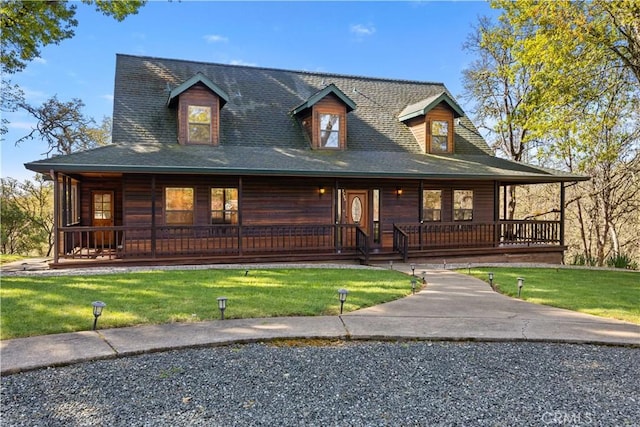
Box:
116;53;448;87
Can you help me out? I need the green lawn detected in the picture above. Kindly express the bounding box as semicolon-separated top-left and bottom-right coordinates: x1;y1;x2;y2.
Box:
465;267;640;324
0;268;413;339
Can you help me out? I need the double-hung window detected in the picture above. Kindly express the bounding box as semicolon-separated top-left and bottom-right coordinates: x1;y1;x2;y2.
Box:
422;190;442;221
211;188;238;224
165;187;194;225
454;190;473;221
430;120;449;153
319;113;340;148
188;105;212;143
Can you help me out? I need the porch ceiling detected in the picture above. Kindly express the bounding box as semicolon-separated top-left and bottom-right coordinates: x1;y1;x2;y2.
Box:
25;143;589;184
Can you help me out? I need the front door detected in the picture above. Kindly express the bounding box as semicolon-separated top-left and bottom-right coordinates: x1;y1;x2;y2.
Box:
92;191;114;247
345;190;369;230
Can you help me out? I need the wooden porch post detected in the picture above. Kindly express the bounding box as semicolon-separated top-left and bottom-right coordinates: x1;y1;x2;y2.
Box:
52;171;59;264
238;176;243;256
151;175;156;257
494;181;500;247
560;182;565;247
334;179;339;253
418;180;423;249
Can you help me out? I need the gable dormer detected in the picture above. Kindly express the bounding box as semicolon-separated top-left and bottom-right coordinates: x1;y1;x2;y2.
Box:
399;92;463;154
167;72;230;146
292;84;356;150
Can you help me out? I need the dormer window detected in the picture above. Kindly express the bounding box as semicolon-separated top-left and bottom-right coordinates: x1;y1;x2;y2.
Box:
399;91;463;155
292;83;356;150
430;120;449;153
167;72;229;146
320;113;340;148
188;105;212;143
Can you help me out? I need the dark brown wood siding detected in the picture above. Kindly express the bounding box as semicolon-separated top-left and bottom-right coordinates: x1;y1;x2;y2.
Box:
242;177;333;225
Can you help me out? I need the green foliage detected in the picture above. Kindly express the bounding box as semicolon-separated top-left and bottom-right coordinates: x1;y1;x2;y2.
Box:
0;176;53;256
0;268;413;339
467;267;640;324
472;1;640;266
0;0;145;74
571;253;597;267
606;253;638;270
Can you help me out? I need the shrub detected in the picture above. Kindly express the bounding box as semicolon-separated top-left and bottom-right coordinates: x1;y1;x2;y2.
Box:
606;253;638;270
571;253;597;266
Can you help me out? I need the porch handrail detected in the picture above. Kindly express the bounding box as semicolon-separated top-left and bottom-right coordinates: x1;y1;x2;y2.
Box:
393;224;409;262
355;227;369;264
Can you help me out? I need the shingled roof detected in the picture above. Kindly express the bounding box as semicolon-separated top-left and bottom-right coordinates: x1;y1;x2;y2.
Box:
25;54;588;183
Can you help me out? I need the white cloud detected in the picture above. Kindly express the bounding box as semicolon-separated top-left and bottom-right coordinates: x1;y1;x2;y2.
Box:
32;57;47;65
350;23;376;37
101;94;114;102
229;59;257;67
204;34;229;43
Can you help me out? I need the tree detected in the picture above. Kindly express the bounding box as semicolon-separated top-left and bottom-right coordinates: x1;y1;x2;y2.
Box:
15;96;110;156
1;0;146;74
477;0;640;266
0;176;53;256
462;16;542;218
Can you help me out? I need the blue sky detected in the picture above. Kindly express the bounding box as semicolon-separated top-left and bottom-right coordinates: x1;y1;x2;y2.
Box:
2;0;497;181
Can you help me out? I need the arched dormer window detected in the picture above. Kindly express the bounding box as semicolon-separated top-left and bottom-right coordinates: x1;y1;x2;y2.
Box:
167;72;229;146
292;84;356;150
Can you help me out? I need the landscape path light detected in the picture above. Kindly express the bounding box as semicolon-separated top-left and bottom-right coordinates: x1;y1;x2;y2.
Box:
91;301;106;331
411;278;417;295
517;277;524;298
421;271;426;285
338;288;348;315
410;263;415;276
217;297;228;320
488;272;494;288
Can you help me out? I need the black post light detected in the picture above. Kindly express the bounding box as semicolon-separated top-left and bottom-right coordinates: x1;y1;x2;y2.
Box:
410;263;415;276
217;297;228;320
517;277;524;298
389;260;393;270
91;301;106;331
488;272;494;288
338;288;348;315
411;278;417;295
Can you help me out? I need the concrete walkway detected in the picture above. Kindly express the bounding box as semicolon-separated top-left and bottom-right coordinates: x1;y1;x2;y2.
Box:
1;265;638;375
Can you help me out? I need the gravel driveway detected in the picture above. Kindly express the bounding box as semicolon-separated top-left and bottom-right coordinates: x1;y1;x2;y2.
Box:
1;341;638;426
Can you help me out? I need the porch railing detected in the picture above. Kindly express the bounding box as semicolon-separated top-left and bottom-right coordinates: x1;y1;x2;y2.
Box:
394;220;561;252
57;224;365;260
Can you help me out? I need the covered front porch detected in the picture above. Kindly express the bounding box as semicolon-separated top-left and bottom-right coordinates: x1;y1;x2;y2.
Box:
52;218;564;268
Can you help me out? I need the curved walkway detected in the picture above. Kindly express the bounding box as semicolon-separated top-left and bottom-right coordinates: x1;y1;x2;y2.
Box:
1;264;638;375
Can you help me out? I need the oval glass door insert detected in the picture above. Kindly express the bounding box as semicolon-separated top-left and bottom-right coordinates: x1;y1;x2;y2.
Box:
351;196;362;224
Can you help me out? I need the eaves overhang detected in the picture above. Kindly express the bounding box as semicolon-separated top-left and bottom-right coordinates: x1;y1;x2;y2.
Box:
24;146;589;185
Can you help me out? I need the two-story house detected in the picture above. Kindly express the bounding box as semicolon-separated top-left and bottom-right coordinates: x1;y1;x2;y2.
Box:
25;54;588;268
